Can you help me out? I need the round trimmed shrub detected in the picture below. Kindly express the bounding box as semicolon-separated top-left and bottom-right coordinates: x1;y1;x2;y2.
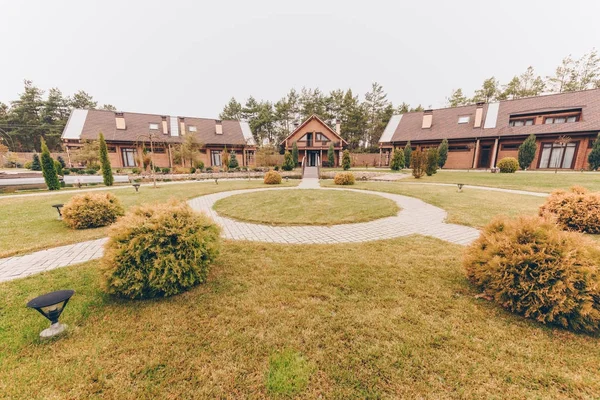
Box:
264;170;282;184
539;186;600;233
62;192;124;229
102;201;221;299
334;172;355;185
497;157;519;173
464;215;600;333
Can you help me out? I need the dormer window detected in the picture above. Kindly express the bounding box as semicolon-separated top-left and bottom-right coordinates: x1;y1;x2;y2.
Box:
458;116;470;124
545;115;579;124
149;123;159;130
188;126;197;132
510;118;534;127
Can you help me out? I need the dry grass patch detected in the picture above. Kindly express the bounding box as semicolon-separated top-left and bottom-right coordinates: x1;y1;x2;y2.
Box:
214;189;398;226
1;237;599;398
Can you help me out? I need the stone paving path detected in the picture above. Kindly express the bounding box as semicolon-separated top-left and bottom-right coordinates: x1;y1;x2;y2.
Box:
0;178;482;283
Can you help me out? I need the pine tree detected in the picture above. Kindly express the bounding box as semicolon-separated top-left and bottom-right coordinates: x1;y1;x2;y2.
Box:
327;142;335;167
390;148;404;171
426;148;439;176
57;155;66;168
98;132;114;186
292;142;299;166
518;134;537;170
342;149;351;171
228;150;239;169
404;141;412;167
54;159;63;176
438;139;449;168
410;149;425;179
588;133;600;170
40;138;60;190
282;151;295;171
31;153;41;171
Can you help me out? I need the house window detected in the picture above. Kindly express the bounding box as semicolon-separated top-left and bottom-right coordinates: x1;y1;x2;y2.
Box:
458;116;470;124
188;126;197;132
538;142;577;169
211;150;222;166
246;151;255;165
544;115;579;124
144;147;165;154
509;119;534;127
121;148;137;167
149;123;159;130
448;146;470;152
501;143;521;150
107;146;117;153
315;132;330;142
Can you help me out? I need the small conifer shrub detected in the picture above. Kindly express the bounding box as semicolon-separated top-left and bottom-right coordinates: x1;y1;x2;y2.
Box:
539;186;600;233
264;170;282;184
342;150;351;171
62;192;124;229
334;172;355;185
497;157;519;173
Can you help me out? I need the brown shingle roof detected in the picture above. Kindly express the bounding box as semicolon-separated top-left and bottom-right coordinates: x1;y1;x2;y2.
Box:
386;88;600;144
73;109;252;146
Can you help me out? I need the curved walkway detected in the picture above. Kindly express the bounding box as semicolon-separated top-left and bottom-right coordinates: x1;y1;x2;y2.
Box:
399;182;549;197
188;179;480;246
0;178;481;283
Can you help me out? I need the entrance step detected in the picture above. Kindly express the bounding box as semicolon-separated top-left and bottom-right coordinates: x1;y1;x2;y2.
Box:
303;166;319;179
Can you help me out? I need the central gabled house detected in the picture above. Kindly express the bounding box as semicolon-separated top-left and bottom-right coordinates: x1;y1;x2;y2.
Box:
281;115;347;167
61;109;257;168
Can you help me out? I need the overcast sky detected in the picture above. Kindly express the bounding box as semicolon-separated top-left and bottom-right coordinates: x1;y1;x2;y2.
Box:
2;0;599;117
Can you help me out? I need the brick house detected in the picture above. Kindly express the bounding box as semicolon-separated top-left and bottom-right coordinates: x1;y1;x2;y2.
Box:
281;115;347;167
379;88;600;170
61;109;256;168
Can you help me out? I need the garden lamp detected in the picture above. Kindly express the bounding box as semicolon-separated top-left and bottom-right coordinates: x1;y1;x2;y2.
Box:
52;204;64;219
133;183;140;192
27;289;75;339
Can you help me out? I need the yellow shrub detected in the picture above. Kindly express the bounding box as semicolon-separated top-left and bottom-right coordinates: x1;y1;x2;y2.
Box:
333;172;355;185
102;200;221;299
62;192;124;229
497;157;519;173
464;215;600;333
539;186;600;233
264;170;282;184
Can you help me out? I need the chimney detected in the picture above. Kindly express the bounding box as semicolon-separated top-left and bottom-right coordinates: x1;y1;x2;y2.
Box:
161;116;169;135
215;120;223;134
474;102;484;128
115;112;126;130
179;117;186;136
335;119;341;135
422;109;433;129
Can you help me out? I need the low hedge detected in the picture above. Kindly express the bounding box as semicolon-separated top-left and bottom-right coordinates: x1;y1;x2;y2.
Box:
102;201;221;299
464;215;600;333
497;157;519;173
539;186;600;233
334;172;355;185
62;192;124;229
264;170;282;184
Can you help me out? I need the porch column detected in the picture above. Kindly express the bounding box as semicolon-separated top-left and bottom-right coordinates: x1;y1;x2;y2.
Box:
490;138;499;169
472;139;480;169
339;150;343;167
379;148;382;167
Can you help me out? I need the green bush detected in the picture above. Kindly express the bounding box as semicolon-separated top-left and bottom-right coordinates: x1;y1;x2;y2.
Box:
195;160;205;171
131;167;141;174
438;139;448;168
334;172;355;185
62;169;71;175
62;192;125;229
228;151;239;169
98;132;114;186
518;134;537;170
161;167;171;174
327;142;335;167
342;149;351;170
390;148;404;171
57;156;66;168
264;170;282;184
31;153;41;171
425;147;438;176
85;169;96;175
497;157;519;173
539;186;600;233
588;133;600;171
54;159;63;176
282;151;295;171
292;142;299;166
464;216;600;333
40;139;61;190
74;168;86;175
404;141;412;167
102;201;221;299
23;161;32;169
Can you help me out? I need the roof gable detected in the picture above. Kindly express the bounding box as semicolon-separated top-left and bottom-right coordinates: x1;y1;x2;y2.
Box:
281;115;346;145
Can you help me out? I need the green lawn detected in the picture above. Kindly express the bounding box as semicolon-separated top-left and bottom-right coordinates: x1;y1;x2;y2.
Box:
1;237;599;399
321;181;546;228
214;189;399;225
0;180;298;257
400;170;600;192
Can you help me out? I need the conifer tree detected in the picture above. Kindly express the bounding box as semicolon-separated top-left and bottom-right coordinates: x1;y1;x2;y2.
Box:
40;138;60;190
342;149;351;170
518;134;537;170
282;151;295;171
57;155;66;168
31;153;41;171
390;147;404;171
588;133;600;170
426;148;439;176
327;142;335;167
438;139;448;168
98;132;114;186
410;149;425;179
228;150;239;169
292;142;299;166
404;141;412;167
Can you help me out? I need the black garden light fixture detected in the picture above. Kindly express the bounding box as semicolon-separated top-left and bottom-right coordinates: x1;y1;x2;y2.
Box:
285;176;289;182
457;183;464;192
27;289;75;339
133;183;140;192
215;178;219;185
52;204;64;219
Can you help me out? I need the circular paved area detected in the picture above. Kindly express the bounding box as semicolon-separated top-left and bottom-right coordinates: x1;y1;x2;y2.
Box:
188;182;480;246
